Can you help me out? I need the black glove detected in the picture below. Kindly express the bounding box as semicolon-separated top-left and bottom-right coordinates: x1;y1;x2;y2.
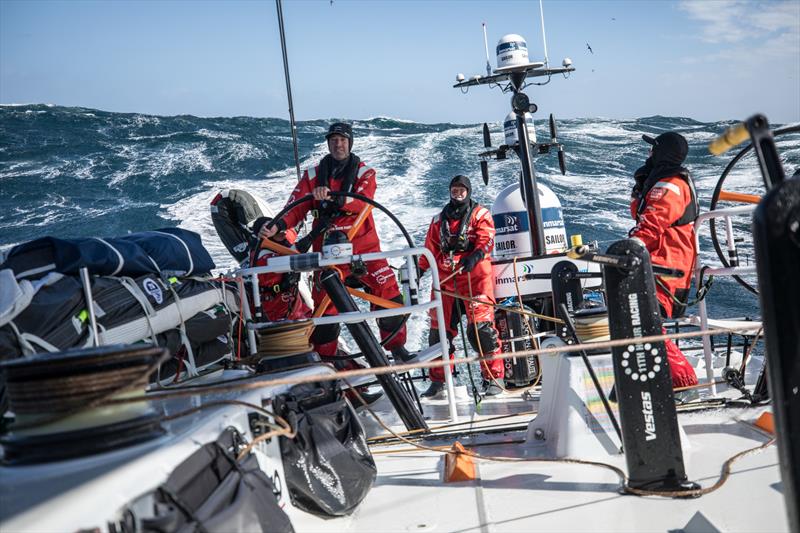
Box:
459;250;484;273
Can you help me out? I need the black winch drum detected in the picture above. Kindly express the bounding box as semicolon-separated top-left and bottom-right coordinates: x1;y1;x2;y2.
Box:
0;344;168;465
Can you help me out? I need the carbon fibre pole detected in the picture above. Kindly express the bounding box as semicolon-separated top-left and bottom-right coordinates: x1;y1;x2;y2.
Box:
319;269;428;431
275;0;301;181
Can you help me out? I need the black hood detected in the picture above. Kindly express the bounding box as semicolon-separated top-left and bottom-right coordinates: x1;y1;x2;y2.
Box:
641;131;689;184
446;174;472;215
643;131;688;167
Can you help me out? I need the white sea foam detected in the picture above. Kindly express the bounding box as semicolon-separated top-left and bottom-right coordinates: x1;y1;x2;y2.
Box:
362;116;418;123
107;142;214;186
131;114;161;127
222;142;269;163
567;120;633;142
196;128;241;141
127;131;186;141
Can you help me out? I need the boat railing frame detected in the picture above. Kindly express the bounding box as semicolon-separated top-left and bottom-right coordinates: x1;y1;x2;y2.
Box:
233;246;460;421
693;204;758;394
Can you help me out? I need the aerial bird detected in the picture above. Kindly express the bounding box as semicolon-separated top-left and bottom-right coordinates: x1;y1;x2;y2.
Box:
586;43;594;54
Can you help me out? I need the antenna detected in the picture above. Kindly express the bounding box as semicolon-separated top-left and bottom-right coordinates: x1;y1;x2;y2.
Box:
482;23;492;77
538;0;549;68
276;0;302;181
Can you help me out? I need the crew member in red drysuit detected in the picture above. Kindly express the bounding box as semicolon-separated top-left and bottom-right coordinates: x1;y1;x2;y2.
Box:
418;175;505;397
251;219;311;322
630;131;699;388
259;122;409;362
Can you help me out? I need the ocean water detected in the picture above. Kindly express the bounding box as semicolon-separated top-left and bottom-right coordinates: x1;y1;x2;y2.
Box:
2;104;798;352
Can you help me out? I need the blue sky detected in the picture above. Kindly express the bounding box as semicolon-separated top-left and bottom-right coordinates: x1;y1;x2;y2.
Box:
1;0;798;124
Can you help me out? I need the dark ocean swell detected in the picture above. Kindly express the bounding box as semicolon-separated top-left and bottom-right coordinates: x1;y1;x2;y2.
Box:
2;104;798;348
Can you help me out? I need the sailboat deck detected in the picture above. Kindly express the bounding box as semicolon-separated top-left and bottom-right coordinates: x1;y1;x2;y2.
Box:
290;401;786;532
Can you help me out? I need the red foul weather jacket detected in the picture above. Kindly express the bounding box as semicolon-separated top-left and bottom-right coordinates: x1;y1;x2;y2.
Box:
253;228;311;322
419;203;497;320
630;174;697;318
280;161;381;254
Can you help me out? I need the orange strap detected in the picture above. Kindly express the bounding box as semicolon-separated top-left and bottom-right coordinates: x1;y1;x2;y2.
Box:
313;295;331;318
259;238;297;256
346;287;403;309
311;266;344;319
347;204;374;240
291;203;376;321
312;272;402;322
718;190;761;204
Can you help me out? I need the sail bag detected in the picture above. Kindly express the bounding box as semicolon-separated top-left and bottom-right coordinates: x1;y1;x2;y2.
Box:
273;380;377;516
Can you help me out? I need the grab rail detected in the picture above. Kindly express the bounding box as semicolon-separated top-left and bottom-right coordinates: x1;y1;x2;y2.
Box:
234;246;459;421
693;204;758;394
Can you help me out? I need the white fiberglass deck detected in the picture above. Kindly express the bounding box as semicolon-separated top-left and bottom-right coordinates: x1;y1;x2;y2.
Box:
289;395;785;533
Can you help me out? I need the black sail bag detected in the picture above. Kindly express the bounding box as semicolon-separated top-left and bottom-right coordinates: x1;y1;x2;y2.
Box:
274;380;376;516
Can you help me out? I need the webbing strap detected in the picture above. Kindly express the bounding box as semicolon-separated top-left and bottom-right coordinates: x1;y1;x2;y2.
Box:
346;287;403;309
259;238;297;256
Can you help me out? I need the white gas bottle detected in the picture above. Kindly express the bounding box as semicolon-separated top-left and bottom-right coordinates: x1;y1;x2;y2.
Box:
491;181;568;258
504;111;537;146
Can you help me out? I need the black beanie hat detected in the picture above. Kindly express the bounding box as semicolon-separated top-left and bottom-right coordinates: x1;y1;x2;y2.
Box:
642;131;688;166
326;122;353;148
449;174;472;196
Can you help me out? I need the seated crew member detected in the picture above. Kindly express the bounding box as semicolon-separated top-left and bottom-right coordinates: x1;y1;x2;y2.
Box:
251;217;311;322
630;131;699;388
259;122;411;363
418;175;505;397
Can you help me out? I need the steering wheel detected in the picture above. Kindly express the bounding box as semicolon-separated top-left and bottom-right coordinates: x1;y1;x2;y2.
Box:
258;191;418;346
708;124;800;294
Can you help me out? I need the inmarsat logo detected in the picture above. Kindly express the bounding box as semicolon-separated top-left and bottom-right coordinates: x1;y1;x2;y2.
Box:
495;214;520;235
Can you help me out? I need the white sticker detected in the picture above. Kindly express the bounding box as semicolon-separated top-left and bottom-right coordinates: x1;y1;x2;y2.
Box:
143;278;164;305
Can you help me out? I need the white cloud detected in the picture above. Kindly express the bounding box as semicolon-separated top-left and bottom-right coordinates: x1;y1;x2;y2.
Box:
679;0;799;46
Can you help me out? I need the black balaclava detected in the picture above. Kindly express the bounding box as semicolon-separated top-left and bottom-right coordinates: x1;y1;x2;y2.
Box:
642;131;689;180
445;174;473;219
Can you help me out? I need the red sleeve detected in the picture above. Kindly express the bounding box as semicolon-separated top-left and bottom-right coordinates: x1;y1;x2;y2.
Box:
630;178;688;253
281;170;313;230
471;207;495;256
418;216;440;272
339;165;376;214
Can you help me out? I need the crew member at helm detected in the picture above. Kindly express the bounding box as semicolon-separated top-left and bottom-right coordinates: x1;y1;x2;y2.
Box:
259;122;410;362
251;217;311;322
630;131;699;388
418;175;505;398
